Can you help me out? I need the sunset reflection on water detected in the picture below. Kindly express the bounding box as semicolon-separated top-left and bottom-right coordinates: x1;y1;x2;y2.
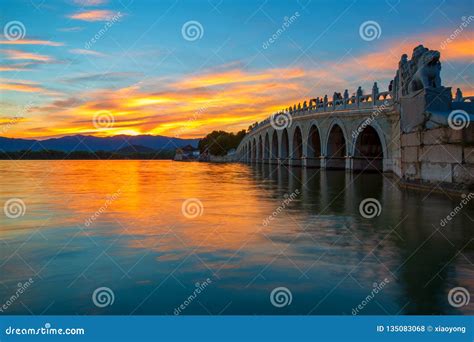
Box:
0;161;472;315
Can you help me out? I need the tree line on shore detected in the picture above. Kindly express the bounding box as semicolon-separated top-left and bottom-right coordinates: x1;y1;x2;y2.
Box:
1;130;247;159
198;130;246;156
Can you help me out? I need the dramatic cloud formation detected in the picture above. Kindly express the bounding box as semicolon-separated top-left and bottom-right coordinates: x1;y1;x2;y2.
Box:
1;0;471;141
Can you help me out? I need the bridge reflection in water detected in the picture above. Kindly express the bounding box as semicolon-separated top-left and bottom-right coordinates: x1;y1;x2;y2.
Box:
247;162;473;314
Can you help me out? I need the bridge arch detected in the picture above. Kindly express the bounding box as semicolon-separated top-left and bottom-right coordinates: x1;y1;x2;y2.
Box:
263;132;270;161
258;135;263;161
306;123;322;167
252;138;257;162
248;141;251;162
352;120;387;172
325;120;348;169
280;128;290;162
271;130;279;162
291;125;304;166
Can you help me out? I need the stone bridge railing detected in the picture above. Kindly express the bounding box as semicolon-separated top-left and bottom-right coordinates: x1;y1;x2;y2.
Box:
249;82;393;133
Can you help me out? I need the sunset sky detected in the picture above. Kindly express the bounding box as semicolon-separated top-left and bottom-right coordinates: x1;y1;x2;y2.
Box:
1;0;473;139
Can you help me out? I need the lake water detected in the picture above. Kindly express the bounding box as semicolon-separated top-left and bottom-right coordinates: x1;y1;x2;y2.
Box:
0;160;472;315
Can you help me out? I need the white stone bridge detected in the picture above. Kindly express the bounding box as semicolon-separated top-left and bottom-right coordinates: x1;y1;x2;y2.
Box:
236;45;474;191
236;83;400;173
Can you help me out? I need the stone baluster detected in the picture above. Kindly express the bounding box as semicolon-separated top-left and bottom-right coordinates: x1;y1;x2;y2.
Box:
356;86;363;108
372;82;379;106
454;88;463;102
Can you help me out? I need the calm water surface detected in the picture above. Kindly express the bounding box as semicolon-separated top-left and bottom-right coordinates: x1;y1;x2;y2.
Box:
0;160;472;315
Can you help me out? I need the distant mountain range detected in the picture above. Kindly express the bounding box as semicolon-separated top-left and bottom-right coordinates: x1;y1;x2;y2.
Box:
0;135;200;153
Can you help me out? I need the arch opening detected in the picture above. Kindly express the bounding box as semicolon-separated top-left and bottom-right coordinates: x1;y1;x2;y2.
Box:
353;125;384;172
263;133;270;161
307;125;321;167
326;124;346;169
280;129;289;162
258;136;263;162
271;131;278;162
292;127;303;166
251;139;256;162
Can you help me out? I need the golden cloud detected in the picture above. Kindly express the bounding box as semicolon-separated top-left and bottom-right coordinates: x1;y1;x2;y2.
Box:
0;39;63;46
1;49;52;62
69;10;119;21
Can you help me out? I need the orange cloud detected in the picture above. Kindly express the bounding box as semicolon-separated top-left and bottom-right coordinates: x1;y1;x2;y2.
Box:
0;65;28;71
8;67;311;139
69;10;119;21
0;39;63;46
1;49;52;62
0;82;42;92
3;30;472;140
176;68;305;89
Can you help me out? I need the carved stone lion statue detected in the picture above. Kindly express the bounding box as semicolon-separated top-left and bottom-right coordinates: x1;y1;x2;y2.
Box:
408;49;441;92
391;45;442;101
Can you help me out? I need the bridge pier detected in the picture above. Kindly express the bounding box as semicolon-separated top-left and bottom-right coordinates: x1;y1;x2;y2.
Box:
302;157;307;168
346;156;353;172
319;156;326;169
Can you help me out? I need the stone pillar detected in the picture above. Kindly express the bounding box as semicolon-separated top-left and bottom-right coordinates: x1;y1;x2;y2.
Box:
372;82;379;106
302;156;307;167
454;88;463;102
320;155;326;169
356;86;363;108
345;155;353;172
